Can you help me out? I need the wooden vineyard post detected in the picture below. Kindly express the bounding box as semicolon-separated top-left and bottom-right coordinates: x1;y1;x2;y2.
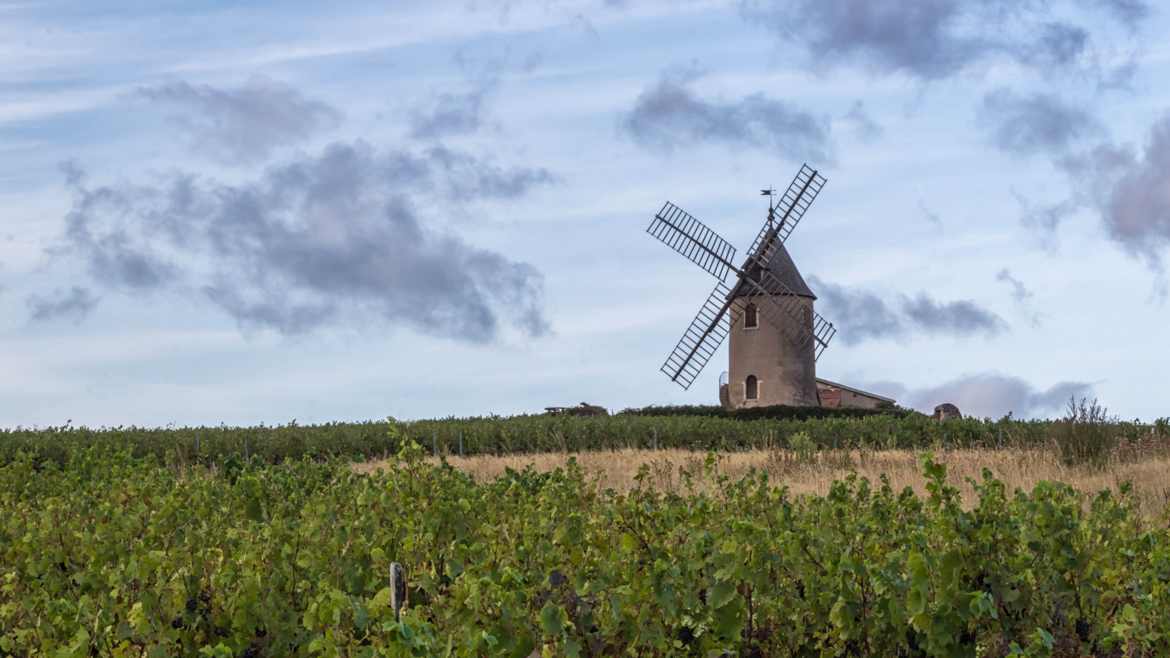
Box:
389;562;406;622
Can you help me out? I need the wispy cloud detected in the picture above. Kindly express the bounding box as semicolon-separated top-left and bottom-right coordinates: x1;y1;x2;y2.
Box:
1013;190;1081;248
410;84;494;140
996;268;1042;327
842;100;883;142
739;0;1145;81
995;268;1033;303
1090;0;1150;29
26;286;99;324
621;70;831;162
978;88;1101;157
918;200;942;228
53;141;556;341
137;76;342;164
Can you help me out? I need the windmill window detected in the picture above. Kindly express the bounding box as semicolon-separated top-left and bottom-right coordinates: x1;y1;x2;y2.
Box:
744;303;758;329
745;375;758;400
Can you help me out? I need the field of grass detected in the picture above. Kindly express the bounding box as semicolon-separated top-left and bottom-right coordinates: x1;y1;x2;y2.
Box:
357;446;1170;517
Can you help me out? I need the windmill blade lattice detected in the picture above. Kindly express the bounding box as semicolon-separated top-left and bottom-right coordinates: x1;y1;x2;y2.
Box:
646;202;737;281
745;164;826;257
660;279;742;389
811;312;836;359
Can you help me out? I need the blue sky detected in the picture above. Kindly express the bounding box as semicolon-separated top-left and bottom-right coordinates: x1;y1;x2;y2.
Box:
2;0;1169;426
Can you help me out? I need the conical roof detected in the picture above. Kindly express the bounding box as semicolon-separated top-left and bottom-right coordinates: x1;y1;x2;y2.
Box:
731;240;816;299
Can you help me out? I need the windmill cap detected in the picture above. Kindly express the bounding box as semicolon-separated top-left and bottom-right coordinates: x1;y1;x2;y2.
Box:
731;241;816;300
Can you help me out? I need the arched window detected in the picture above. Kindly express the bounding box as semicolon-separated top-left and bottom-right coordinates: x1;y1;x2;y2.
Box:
745;375;758;400
744;303;758;329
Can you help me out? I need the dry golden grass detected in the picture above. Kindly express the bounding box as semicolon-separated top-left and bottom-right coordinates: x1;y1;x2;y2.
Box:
355;448;1170;516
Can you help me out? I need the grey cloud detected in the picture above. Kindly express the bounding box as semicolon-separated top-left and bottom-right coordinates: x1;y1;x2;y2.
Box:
1045;116;1170;269
901;294;1008;337
739;0;1141;81
1091;117;1170;267
55;141;555;341
807;276;903;344
978;89;1100;157
842;100;883;142
410;86;492;139
622;72;831;162
59;165;178;290
201;285;336;335
995;269;1033;303
896;373;1094;419
26;286;99;324
138;76;342;164
810;276;1007;343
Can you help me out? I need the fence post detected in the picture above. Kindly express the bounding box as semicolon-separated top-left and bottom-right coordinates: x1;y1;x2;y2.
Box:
389;562;406;622
458;432;464;457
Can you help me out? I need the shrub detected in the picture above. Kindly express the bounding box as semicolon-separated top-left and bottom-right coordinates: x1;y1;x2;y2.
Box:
1052;397;1116;468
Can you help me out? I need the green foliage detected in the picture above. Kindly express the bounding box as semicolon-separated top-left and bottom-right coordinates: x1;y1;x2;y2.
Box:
0;408;1161;470
1053;397;1117;468
788;430;816;463
617;403;912;421
3;449;1170;656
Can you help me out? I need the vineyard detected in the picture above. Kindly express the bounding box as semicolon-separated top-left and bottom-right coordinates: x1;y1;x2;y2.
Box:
2;405;1165;466
4;410;1170;656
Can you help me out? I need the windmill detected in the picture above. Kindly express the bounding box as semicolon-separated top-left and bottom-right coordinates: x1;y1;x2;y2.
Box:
645;164;837;408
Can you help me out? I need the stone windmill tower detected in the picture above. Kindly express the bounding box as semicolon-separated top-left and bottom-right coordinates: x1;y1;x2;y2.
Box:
724;235;819;407
645;164;836;409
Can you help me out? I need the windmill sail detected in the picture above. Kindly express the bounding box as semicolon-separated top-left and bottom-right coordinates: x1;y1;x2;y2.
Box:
660;279;742;389
647;202;738;281
745;164;826;257
811;312;836;359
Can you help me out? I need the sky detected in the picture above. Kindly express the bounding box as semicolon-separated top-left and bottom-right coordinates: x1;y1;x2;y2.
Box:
2;0;1169;426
